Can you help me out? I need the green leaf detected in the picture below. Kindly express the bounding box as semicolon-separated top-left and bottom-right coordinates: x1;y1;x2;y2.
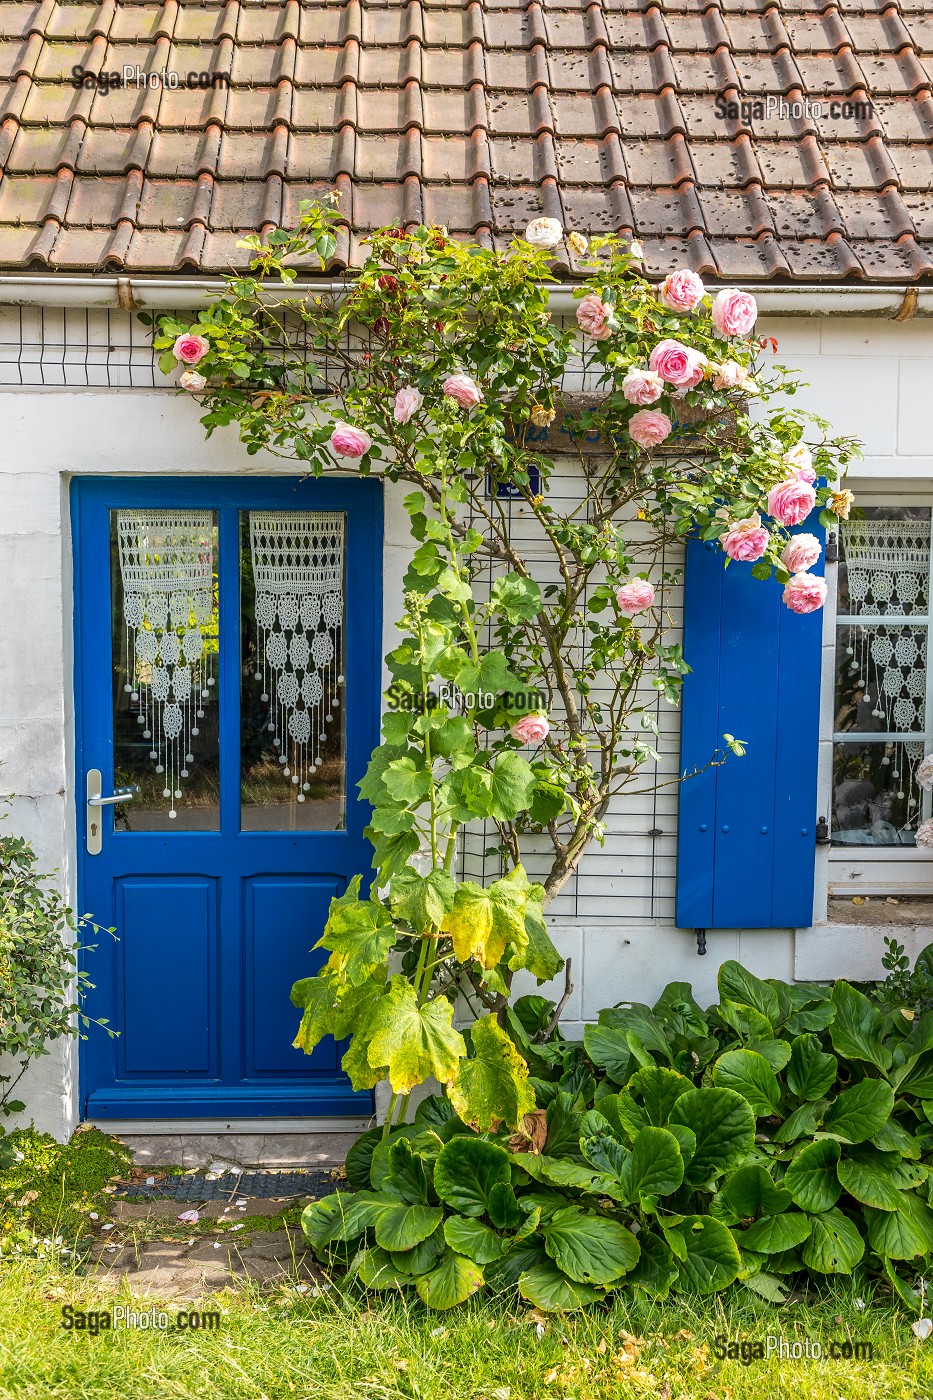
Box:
518;1262;603;1311
597;1006;673;1065
366;975;466;1094
801;1206;865;1274
837;1147;909;1212
541;1206;640;1285
748;1039;792;1072
671;1216;742;1295
291;973;342;1053
344;1127;382;1191
433;1136;511;1217
374;1203;443;1252
584;1025;636;1083
443;1215;506;1265
616;1067;693;1135
828;981;892;1071
529;779;567;825
744;1272;790;1304
670;1088;756;1185
864;1193;933;1260
488;1182;524;1231
383;756;432;805
488;752;537;821
783;1138;842;1213
456;650;523;699
448;1013;536;1131
580;1126;629;1179
737;1212;813;1255
873;1116;922;1159
626;1230;679;1299
388;868;456;933
712;1050;781;1116
390;1229;446;1277
822;1079;895;1144
440;866;529;968
415;1248;485;1309
717;961;780;1026
620;1127;685;1202
513;885;563;982
302;1193;359;1253
316;881;396;986
711;1165;792;1224
774;1099;828;1144
354;1246;410;1289
786;1034;838;1102
514;1153;622;1199
490;572;542;621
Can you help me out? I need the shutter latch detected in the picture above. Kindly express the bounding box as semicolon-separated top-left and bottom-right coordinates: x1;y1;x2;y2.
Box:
816;816;830;845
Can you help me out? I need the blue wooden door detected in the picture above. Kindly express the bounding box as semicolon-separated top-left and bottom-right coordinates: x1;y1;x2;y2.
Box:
73;477;382;1119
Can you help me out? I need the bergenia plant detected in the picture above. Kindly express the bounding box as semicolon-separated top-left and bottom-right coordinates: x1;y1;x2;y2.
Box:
148;201;859;1133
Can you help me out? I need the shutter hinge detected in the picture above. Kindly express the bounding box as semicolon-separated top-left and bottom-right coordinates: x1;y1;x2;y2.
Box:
695;928;707;956
816;816;830;845
825;531;838;563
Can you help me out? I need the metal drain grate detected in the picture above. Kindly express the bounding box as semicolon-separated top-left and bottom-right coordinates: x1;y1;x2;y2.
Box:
116;1169;341;1202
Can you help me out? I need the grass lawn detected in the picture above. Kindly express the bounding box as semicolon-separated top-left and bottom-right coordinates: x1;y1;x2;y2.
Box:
0;1258;930;1400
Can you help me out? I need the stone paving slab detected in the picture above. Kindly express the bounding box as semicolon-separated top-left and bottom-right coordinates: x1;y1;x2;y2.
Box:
89;1227;322;1302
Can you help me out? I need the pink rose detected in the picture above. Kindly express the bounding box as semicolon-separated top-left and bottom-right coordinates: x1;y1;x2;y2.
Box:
511;713;549;745
576;293;612;341
783;444;815;482
621;368;664;405
711;288;758;338
767;478;817;527
330;421;372;458
173;333;210;365
648;339;707;389
780;533;822;573
721;516;770;563
659;270;705;312
179;369;206;393
616;579;655;615
394;386;423;423
628;409;672;449
443;374;483;408
783;572;827;615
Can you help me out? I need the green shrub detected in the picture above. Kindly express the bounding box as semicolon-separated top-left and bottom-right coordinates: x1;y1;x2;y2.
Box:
0;1127;132;1251
303;952;933;1312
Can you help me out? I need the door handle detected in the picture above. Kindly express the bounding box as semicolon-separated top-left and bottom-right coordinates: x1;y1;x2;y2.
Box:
86;770;138;856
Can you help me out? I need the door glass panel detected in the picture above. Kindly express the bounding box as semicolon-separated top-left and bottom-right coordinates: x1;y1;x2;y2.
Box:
111;509;220;830
240;511;346;830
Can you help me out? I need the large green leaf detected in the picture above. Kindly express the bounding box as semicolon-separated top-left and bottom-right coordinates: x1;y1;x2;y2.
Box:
737;1212;812;1255
316;878;397;985
748;1039;792;1072
584;1025;637;1084
433;1136;511;1217
711;1165;792;1224
717;961;781;1026
616;1067;693;1136
390;1229;446;1277
837;1147;912;1212
374;1203;443;1253
712;1050;781;1116
415;1248;485;1309
626;1230;679;1298
518;1262;603;1311
344;1127;382;1191
541;1206;640;1285
828;981;892;1071
801;1207;865;1274
873;1116;922;1159
366;976;466;1094
488;751;537;821
597;1005;673;1065
890;1050;933;1100
580;1127;629;1179
670;1088;756;1185
443;1215;507;1265
786;1034;838;1102
440;866;529;968
783;1138;842;1213
620;1127;685;1202
773;1098;828;1143
388;868;456;933
355;1246;410;1289
291;972;342;1054
488;1182;525;1231
514;1153;623;1199
822;1079;894;1144
671;1216;742;1295
302;1193;357;1253
490;571;542;621
513;885;564;982
448;1012;536;1131
864;1193;933;1260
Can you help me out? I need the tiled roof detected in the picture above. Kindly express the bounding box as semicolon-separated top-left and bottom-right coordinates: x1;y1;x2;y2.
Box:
0;0;932;281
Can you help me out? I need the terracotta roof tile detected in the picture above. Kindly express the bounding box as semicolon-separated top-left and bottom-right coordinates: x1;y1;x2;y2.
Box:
0;0;930;280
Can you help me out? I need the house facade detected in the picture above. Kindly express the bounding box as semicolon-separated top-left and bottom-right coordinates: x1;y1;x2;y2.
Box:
1;0;932;1140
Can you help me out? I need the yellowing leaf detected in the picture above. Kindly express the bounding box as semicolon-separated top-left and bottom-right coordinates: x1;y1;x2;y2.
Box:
440;866;529;969
448;1013;536;1132
365;976;466;1095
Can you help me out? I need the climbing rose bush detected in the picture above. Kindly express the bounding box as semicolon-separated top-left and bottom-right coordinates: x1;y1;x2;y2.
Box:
149;203;859;1134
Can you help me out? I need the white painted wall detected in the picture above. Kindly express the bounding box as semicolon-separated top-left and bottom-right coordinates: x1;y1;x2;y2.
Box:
2;311;933;1137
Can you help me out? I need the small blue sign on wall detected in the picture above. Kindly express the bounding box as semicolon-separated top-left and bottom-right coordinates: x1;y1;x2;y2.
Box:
486;466;541;499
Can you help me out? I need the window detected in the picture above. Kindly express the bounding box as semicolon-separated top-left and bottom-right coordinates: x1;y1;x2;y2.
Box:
832;505;933;850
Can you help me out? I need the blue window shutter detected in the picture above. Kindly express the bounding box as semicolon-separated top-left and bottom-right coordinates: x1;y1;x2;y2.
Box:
676;530;825;930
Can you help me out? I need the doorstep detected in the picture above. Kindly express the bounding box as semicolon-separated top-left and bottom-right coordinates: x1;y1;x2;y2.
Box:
84;1126;369;1170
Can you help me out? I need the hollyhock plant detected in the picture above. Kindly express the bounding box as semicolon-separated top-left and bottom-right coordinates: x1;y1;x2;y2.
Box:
783;572;827;614
781;533;822;573
616;579;656;614
576;293;613;341
443;373;483;408
628;409;672;449
621;367;664;405
721;516;770;563
173;333;210;365
767;477;817;526
648;339;706;389
330;421;372;458
511;713;550;745
711;288;759;338
394;386;423;423
659;270;705;312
